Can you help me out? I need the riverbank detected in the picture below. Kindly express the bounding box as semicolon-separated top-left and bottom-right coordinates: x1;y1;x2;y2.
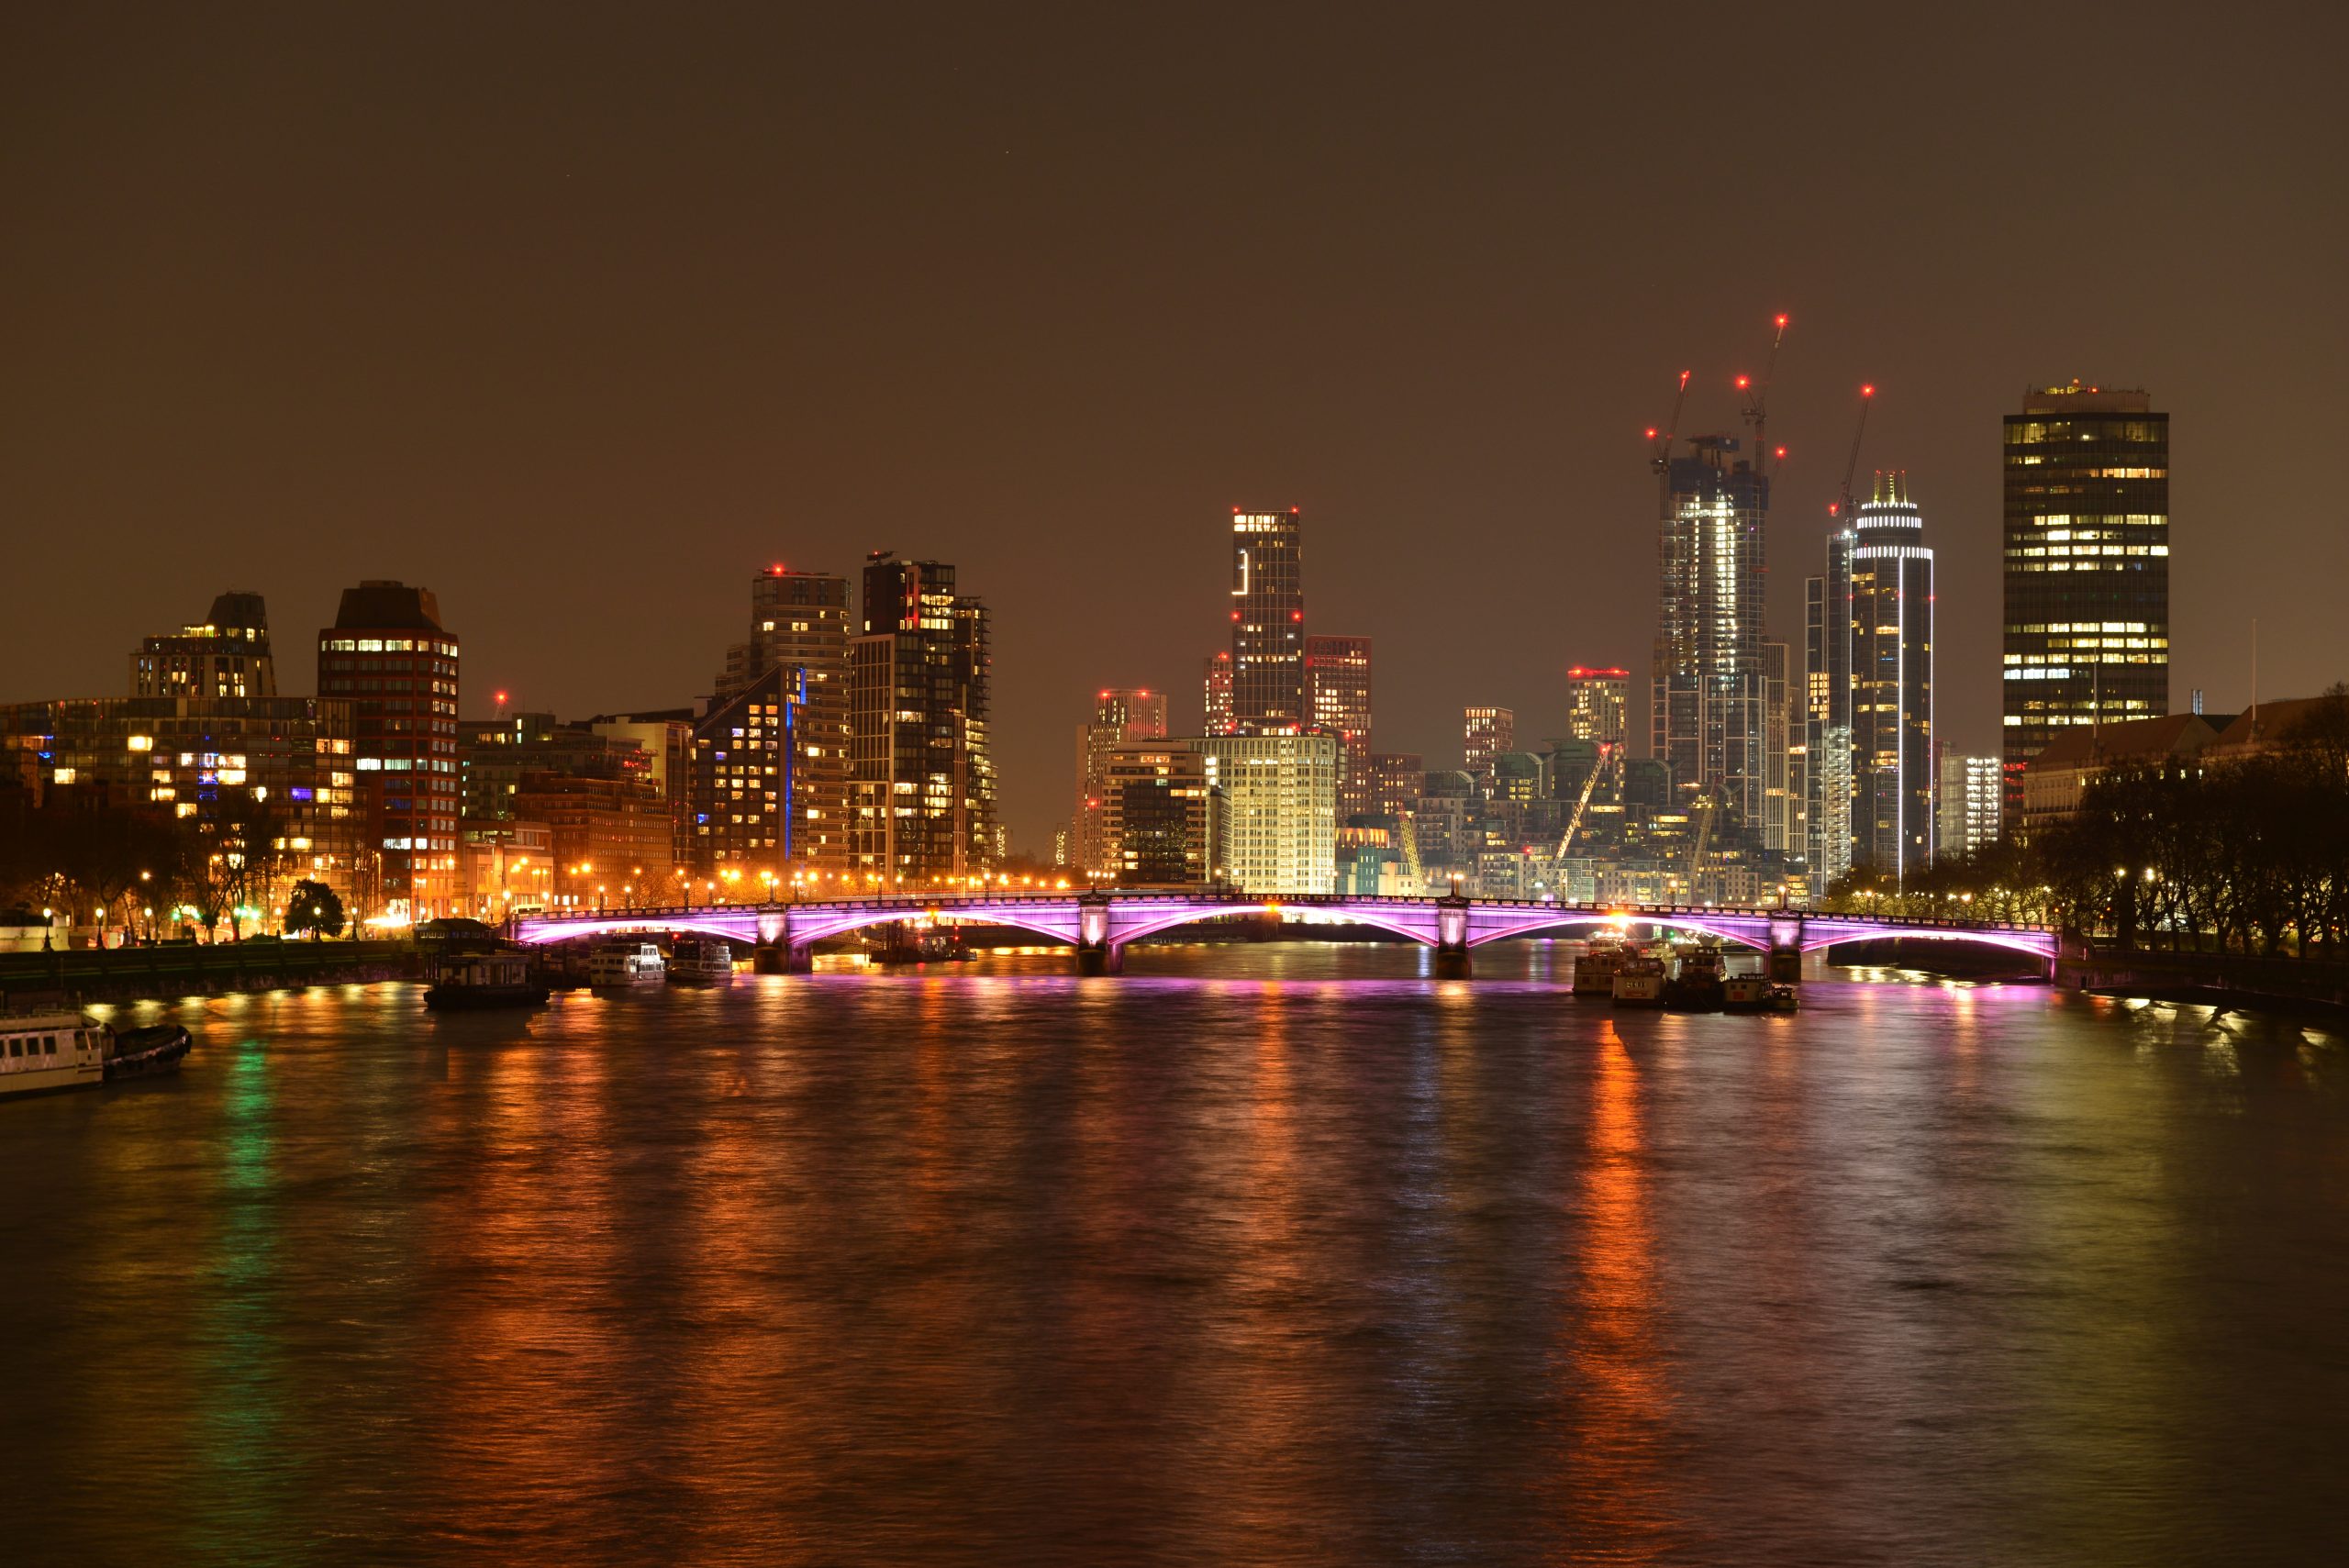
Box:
0;940;419;1006
2054;944;2349;1026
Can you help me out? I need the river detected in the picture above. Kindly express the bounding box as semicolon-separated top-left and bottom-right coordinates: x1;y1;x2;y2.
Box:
6;943;2346;1565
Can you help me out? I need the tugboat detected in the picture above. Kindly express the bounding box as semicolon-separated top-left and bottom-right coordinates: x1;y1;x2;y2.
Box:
105;1022;194;1078
425;950;551;1010
1611;948;1668;1007
1573;937;1625;997
0;1009;111;1098
585;940;666;987
1664;944;1727;1011
667;937;737;984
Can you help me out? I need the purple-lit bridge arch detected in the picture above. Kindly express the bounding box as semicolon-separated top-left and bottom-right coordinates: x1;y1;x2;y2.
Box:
512;892;2056;979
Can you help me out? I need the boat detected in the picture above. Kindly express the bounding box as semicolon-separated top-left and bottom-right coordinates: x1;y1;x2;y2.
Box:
1611;949;1667;1006
1572;939;1624;996
426;950;551;1010
667;937;737;984
1724;973;1800;1014
104;1023;194;1079
1;1009;111;1098
1664;944;1727;1011
585;940;665;986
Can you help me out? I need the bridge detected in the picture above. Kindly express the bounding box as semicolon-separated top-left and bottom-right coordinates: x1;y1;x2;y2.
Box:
511;891;2056;980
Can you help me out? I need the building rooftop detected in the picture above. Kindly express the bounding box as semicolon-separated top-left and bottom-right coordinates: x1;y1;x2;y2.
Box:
2019;383;2154;416
2028;713;2218;772
332;580;446;632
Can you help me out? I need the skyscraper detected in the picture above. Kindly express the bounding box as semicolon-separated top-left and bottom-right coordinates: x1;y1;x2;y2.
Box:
740;567;852;875
317;580;460;920
1806;552;1854;888
1463;706;1514;783
2001;384;2170;827
1846;473;1935;877
1565;667;1630;745
1762;640;1796;856
1229;507;1305;730
1201;651;1234;737
1305;634;1373;818
1074;687;1169;877
848;552;995;887
1653;436;1769;842
131;590;276;699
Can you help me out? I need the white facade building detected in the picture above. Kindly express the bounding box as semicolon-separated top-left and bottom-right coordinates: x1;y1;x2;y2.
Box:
1197;733;1338;895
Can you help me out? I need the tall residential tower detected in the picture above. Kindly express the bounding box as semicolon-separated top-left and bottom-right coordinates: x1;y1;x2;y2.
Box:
1653;436;1769;843
1229;508;1305;730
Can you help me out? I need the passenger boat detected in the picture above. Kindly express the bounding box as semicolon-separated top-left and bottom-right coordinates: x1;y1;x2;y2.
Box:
105;1023;194;1079
1;1009;111;1098
1611;950;1668;1006
1572;940;1624;996
425;950;551;1010
667;937;737;984
1664;945;1727;1011
585;940;665;986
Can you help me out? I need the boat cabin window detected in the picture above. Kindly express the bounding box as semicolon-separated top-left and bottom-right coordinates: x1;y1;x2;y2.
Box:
7;1039;19;1057
44;1036;58;1055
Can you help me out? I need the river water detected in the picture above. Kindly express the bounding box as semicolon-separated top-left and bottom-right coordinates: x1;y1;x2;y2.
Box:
6;943;2346;1566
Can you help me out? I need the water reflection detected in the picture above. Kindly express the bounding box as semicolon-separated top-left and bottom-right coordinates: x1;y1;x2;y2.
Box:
5;951;2346;1565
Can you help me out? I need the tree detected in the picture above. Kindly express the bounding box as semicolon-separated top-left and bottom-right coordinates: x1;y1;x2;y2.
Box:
284;879;345;940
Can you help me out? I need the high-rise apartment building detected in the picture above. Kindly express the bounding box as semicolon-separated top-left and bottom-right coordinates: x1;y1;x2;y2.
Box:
1805;560;1853;888
1847;473;1936;878
1074;688;1169;877
1229;508;1305;730
1937;752;2002;862
1653;436;1769;841
1565;667;1630;745
1201;651;1234;737
1365;751;1425;818
715;568;852;874
317;581;460;919
2002;384;2170;826
1197;731;1337;895
1463;706;1515;783
1305;635;1373;818
131;591;277;699
1762;640;1796;856
689;665;795;893
1098;741;1220;887
848;552;995;887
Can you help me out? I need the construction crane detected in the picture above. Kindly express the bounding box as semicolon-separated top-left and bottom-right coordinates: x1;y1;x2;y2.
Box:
1645;369;1692;484
1830;383;1876;521
1737;313;1790;479
1551;741;1620;861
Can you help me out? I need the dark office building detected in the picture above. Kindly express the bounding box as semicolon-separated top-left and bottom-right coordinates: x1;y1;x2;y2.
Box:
2001;384;2170;827
1229;508;1305;730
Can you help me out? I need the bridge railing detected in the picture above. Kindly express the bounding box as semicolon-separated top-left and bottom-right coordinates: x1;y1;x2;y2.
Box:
516;891;2052;937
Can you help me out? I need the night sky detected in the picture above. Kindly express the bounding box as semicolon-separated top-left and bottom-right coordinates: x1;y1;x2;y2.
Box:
6;6;2344;851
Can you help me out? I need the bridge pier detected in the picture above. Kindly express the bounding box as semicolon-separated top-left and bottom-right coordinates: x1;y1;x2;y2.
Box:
1074;893;1122;975
1767;914;1804;985
1433;894;1473;979
751;909;813;974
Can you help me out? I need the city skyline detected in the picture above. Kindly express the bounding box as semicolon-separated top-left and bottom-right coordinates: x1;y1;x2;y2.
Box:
4;10;2343;855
